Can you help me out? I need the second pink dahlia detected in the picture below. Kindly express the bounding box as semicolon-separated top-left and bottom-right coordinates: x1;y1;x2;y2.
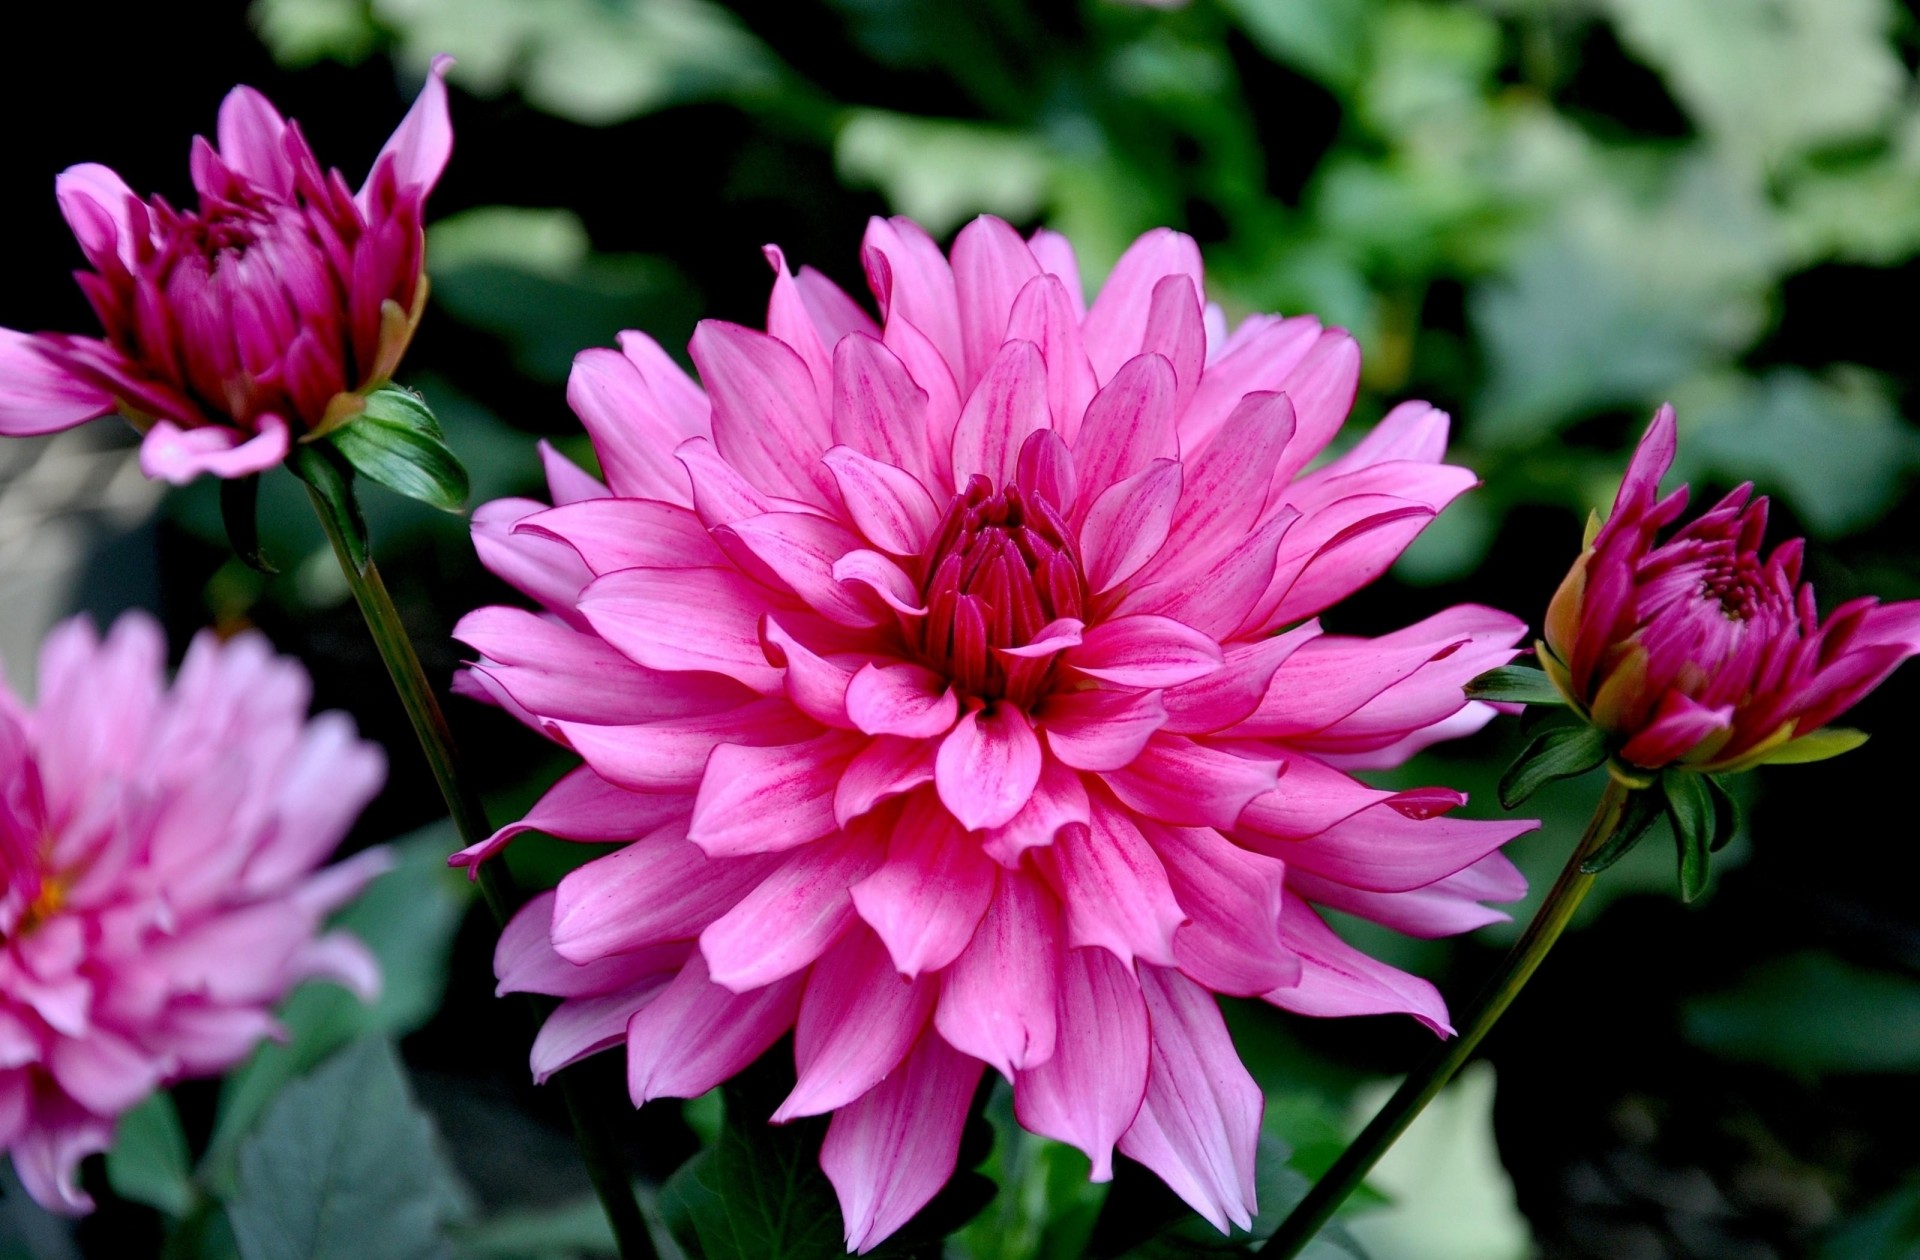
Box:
456;217;1538;1250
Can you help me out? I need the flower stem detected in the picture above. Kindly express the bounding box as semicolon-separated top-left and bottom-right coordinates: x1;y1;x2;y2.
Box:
296;451;658;1260
1259;776;1632;1257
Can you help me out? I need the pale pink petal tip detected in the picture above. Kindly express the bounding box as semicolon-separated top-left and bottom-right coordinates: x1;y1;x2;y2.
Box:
139;415;290;484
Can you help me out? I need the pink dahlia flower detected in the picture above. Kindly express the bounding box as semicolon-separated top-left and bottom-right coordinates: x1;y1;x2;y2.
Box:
0;614;387;1213
0;59;453;484
456;217;1538;1249
1543;406;1920;773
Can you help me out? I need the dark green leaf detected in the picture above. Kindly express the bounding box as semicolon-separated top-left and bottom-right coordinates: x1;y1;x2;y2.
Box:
106;1093;194;1218
1498;723;1609;809
1704;774;1740;853
226;1038;463;1260
1663;769;1714;901
329;388;469;513
219;475;276;574
289;444;369;572
1463;665;1564;707
1579;787;1666;875
1820;1178;1920;1259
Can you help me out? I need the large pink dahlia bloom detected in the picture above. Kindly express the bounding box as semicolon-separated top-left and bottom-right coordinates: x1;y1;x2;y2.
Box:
456;217;1538;1249
1543;406;1920;773
0;60;452;483
0;614;387;1212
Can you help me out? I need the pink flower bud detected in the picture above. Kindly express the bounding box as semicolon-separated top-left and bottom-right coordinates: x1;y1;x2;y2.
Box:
1543;405;1920;774
0;58;454;484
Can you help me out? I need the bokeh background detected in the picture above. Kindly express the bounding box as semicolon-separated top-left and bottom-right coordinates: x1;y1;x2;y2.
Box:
4;1;1919;1257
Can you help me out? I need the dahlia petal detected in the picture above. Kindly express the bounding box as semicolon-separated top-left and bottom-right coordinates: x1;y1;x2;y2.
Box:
1026;228;1087;318
981;755;1091;866
1014;427;1079;515
761;615;858;729
497;891;692;998
1037;793;1185;969
538;439;606;505
625;954;804;1103
1617;402;1679;516
1180;315;1321;451
689;731;861;856
850;793;997;978
578;567;785;695
1290;851;1527;940
724;512;877;627
1322;701;1499;772
1149;392;1296;585
1251;800;1538;895
862;215;965;377
139;414;289;484
551;824;780;963
559;699;817;792
1141;275;1206;415
690;320;835;506
1618;691;1735;767
1265;894;1451;1035
701;832;881;991
1081;458;1182;594
827;730;937;827
1160;621;1321;735
471;497;595;620
215;85;294;197
1041;687;1168;772
777;927;940;1121
1101;735;1281;830
829;336;937;487
1082;228;1204;381
451;765;686;871
1013;946;1150;1180
822;1030;985;1254
1116;966;1262;1233
1266;330;1362;485
567;338;713;505
1007;274;1097;442
833;549;927;616
1255;495;1442;630
1072;354;1178;509
513;498;724;573
998;617;1084;659
952;215;1044;388
823;443;942;555
951;339;1050;490
52;164;143;272
10;1110;111;1216
532;980;675;1083
1321;399;1450;472
935;705;1043;830
1233;752;1411;840
880;313;964;489
764;245;834;410
48;1030;162;1117
797;264;881;343
1066;614;1222;688
361;52;454;203
845;661;959;739
935;869;1062;1077
1148;823;1299;996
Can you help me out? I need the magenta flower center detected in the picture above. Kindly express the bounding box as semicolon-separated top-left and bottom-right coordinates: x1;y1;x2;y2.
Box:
912;475;1085;706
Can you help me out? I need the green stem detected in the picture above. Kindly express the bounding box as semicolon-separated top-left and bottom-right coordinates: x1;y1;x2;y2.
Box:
1259;777;1632;1257
294;447;658;1260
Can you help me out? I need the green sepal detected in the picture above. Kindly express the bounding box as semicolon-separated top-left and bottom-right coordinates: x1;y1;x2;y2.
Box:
1758;726;1869;766
289;443;370;572
1704;774;1740;853
1579;785;1665;875
219;473;276;574
1498;721;1609;809
1465;664;1566;707
1664;768;1714;902
327;386;469;513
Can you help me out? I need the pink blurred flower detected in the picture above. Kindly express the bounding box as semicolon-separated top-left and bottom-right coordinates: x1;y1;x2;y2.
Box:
0;59;453;484
1543;406;1920;774
457;217;1536;1249
0;614;387;1213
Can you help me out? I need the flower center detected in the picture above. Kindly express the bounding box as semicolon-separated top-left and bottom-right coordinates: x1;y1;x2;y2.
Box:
911;475;1086;705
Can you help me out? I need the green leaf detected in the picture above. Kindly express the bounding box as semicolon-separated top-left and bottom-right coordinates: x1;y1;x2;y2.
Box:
1578;787;1666;876
835;112;1053;238
1685;953;1920;1077
450;1195;617;1258
1759;726;1870;765
1498;723;1609;809
329;388;470;513
226;1038;463;1260
1704;774;1740;853
220;474;276;574
1464;665;1565;707
105;1093;195;1219
1820;1178;1920;1259
1662;769;1714;901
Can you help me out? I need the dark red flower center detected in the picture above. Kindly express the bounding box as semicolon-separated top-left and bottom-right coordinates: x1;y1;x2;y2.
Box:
911;475;1086;704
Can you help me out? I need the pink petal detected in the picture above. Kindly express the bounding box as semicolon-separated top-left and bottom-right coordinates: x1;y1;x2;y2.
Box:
559;698;818;792
626;954;805;1102
1007;274;1098;443
1321;399;1450;472
1244;794;1535;895
1128;507;1298;640
1117;966;1262;1232
798;264;881;343
835;735;938;827
139;415;289;484
496;891;691;999
1160;621;1321;735
1080;458;1182;594
723;511;878;628
776;927;940;1121
689;731;861;856
951;339;1050;490
567;334;710;504
1014;946;1149;1180
981;755;1091;866
1147;823;1299;996
1100;735;1281;829
451;764;687;871
1141;275;1206;416
849;792;997;977
531;979;677;1083
215;85;294;197
833;549;928;617
539;438;606;505
360;53;454;203
690;320;835;506
829;335;937;486
1619;692;1735;767
1179;315;1321;451
0;329;114;435
1264;893;1451;1034
512;498;723;573
862;215;965;381
700;831;882;991
551;823;781;962
1035;792;1185;969
998;617;1084;659
760;614;858;729
1026;228;1086;319
934;868;1062;1076
823;443;942;555
822;1031;986;1254
1264;330;1361;486
846;661;959;738
1014;427;1079;515
935;704;1043;830
952;214;1044;387
1071;354;1178;510
881;313;964;490
1148;391;1296;586
764;244;834;411
578;567;785;695
1290;851;1527;940
1066;614;1222;688
1041;687;1168;772
471;497;593;619
1081;228;1205;381
53;164;143;272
